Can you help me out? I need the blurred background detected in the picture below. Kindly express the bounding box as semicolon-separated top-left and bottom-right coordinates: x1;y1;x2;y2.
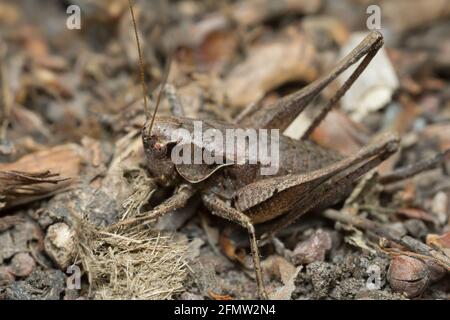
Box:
0;0;449;300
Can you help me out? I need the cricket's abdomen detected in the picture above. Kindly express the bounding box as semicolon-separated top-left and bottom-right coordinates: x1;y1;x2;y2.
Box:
279;137;342;174
223;136;342;189
242;183;309;224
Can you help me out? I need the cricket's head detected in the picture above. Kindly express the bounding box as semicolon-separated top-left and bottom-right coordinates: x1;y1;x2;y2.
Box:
142;116;183;186
128;0;178;185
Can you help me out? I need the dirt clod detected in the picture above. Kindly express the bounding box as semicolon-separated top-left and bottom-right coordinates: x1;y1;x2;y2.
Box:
5;269;66;300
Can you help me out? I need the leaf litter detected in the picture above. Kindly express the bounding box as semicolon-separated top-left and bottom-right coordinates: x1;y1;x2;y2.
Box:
0;0;449;300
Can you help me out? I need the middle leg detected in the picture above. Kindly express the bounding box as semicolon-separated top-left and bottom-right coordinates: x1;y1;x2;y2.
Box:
201;193;268;299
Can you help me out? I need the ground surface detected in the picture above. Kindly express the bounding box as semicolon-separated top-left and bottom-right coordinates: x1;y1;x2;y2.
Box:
0;0;449;300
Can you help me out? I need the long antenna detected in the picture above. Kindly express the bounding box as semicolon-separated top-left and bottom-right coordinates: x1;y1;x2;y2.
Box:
128;0;171;136
128;0;149;118
148;55;171;134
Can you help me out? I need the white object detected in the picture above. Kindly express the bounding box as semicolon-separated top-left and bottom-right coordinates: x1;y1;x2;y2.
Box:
339;32;399;122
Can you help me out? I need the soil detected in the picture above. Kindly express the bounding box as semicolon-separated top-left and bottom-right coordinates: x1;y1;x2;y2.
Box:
0;0;449;300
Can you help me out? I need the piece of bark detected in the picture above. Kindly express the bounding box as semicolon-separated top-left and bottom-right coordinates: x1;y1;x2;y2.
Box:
396;208;436;224
0;144;83;210
0;171;67;210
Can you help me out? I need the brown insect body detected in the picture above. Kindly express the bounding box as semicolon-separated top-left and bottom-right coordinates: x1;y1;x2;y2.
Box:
142;115;341;187
125;2;396;298
143;115;397;226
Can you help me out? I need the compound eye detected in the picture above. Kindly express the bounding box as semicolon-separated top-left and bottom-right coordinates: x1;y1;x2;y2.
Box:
152;142;167;158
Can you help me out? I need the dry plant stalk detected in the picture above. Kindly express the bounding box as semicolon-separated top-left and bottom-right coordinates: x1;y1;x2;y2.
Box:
72;138;188;300
75;219;188;300
0;170;67;209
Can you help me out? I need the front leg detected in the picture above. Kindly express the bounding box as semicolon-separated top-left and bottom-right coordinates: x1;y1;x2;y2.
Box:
202;193;268;300
108;184;195;229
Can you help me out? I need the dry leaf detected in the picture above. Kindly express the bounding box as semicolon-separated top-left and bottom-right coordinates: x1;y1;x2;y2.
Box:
263;255;301;300
219;229;247;265
224;29;318;108
310;110;367;156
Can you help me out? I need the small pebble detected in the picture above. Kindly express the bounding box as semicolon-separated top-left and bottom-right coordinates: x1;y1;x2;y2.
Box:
9;252;36;277
292;229;332;265
44;222;76;269
404;219;428;238
388;255;429;298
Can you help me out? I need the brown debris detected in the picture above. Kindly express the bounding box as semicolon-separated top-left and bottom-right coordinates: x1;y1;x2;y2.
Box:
0;266;15;286
0;170;68;210
224;28;319;108
1;0;449;301
263;255;301;300
310;110;367;156
0;215;24;232
426;232;450;257
0;218;43;266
